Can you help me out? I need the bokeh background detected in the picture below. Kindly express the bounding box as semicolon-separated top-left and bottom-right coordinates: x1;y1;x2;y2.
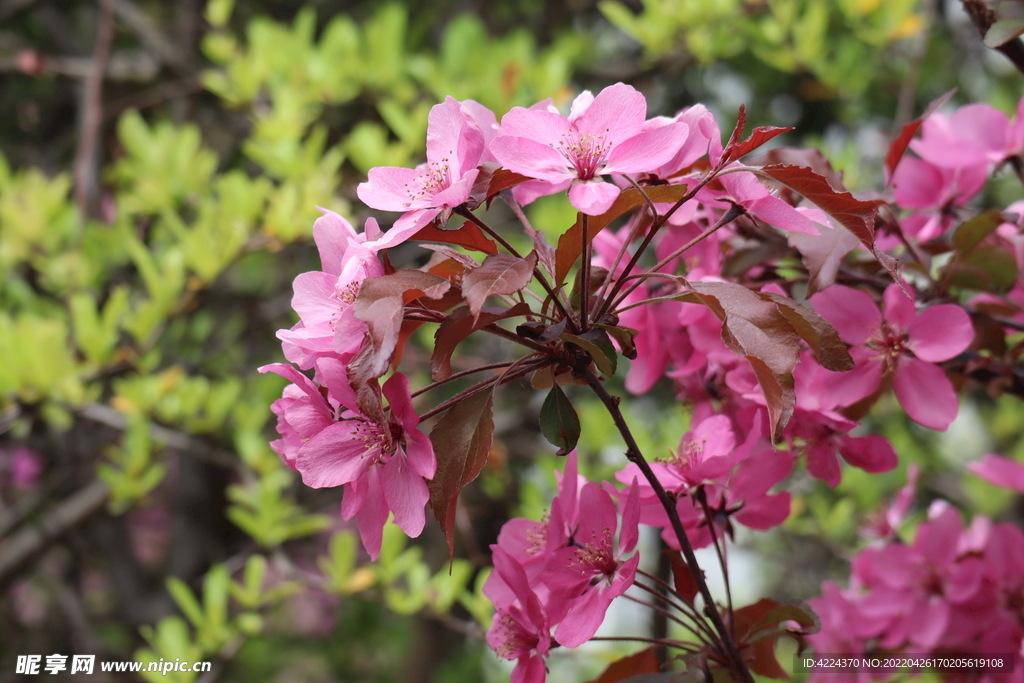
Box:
1;0;1023;681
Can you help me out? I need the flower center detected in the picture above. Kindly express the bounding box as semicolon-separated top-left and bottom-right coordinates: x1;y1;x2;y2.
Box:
493;612;537;660
866;323;909;372
569;527;616;578
404;156;453;205
347;419;393;464
555;130;612;180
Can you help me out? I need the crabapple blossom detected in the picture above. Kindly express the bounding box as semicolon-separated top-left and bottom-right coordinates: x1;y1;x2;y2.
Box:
491;83;689;214
357;96;488;235
809;283;974;431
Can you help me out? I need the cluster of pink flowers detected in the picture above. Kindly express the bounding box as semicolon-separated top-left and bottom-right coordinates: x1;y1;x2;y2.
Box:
484;453;640;682
261;78;1024;681
809;457;1024;682
261;211;437;560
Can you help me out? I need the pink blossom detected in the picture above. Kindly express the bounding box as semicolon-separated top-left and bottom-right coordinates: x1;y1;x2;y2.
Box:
909;104;1014;169
260;362;435;559
809;284;974;431
490;83;689;215
277;216;385;369
544;481;641;647
357;97;486;235
891;157;987;242
702;168;817;234
4;446;42;489
487;548;552;683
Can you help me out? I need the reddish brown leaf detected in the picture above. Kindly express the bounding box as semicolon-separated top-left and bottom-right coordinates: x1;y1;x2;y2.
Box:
462;252;537;319
755;147;845;191
723;123;795;165
586;647;660;683
428;389;495;560
884;89;956;182
748;637;789;680
756;164;898;282
663;549;700;606
413;220;498;255
733;598;781;639
757;292;854;372
555;184;690;284
486;167;532;206
757;164;885;251
688;282;799;439
432;303;532;381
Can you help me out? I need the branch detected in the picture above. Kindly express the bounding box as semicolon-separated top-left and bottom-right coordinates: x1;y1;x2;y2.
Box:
962;0;1024;77
0;479;110;586
73;0;116;219
582;370;754;683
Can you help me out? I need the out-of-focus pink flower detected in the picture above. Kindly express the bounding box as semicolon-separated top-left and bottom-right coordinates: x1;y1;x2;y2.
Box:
809;284;974;431
6;446;43;489
968;454;1024;493
491;83;688;215
487;547;552;683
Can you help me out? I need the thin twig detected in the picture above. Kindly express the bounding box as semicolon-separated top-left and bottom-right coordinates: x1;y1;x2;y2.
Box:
410;361;519;398
611;203;745;313
73;0;116;219
582;370;754;683
696;489;734;644
0;480;110;586
455;207;580;332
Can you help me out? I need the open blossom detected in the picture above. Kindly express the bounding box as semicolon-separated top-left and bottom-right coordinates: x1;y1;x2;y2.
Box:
277;210;385;369
357;97;487;235
487;547;552;683
490;83;689;215
809;284;974;431
260;361;435;559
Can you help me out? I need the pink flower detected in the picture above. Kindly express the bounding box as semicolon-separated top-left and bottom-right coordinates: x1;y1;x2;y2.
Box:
891;157;987;242
277;212;386;370
809;284;974;431
544;481;641;647
490;83;689;215
487;547;552;683
260;361;435;559
357;97;487;236
4;446;42;489
909;104;1015;169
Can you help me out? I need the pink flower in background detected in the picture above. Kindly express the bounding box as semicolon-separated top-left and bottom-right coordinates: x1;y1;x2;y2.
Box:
809;284;974;431
4;446;42;489
702;169;817;235
968;454;1024;493
491;83;689;214
910;104;1018;169
891;157;987;242
358;97;486;235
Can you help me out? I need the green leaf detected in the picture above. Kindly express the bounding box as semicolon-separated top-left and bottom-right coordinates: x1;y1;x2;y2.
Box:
428;389;495;560
167;578;206;630
539;383;581;455
559;330;617;378
205;0;235;28
952;209;1003;254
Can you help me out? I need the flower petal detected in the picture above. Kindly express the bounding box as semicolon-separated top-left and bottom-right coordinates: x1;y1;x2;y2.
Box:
907;304;973;362
893;357;959;431
568;179;621;215
808;285;882;346
967;454;1024;493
